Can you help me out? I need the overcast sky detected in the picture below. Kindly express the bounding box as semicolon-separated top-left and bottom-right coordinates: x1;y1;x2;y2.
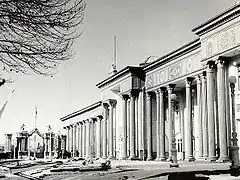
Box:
0;0;237;144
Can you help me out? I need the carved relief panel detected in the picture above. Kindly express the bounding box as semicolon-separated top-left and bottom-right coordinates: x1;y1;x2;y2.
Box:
202;23;240;59
146;52;202;89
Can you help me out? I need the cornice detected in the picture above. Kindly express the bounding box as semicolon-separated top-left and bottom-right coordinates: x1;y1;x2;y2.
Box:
192;3;240;36
60;101;102;122
96;66;144;89
144;38;200;73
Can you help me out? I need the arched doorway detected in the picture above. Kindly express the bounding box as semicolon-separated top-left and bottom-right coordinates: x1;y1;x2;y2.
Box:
28;128;44;158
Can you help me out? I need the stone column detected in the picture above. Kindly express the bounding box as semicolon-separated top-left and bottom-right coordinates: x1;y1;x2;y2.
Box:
108;100;116;159
85;119;90;159
201;72;208;159
102;104;108;159
66;127;70;152
61;135;65;150
129;90;138;160
206;61;217;161
167;84;176;161
5;134;12;152
127;99;130;156
225;64;231;154
70;125;73;155
138;90;144;160
82;121;86;157
76;123;79;156
217;59;229;162
196;75;203;159
13;138;16;159
135;94;139;157
160;87;166;161
122;95;128;159
155;89;161;161
146;92;153;160
96;116;102;158
27;137;30;159
89;118;94;163
73;124;77;157
49;132;52;160
78;122;82;157
18;137;21;159
185;77;195;161
44;133;48;159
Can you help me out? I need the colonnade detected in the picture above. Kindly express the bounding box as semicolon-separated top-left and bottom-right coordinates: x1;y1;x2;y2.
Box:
141;59;230;162
65;59;231;162
65;100;117;159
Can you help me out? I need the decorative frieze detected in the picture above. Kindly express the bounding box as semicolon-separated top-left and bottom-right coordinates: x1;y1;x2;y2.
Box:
202;23;240;59
146;52;201;90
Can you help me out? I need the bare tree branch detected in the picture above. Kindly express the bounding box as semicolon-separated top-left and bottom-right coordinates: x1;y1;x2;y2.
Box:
0;0;86;75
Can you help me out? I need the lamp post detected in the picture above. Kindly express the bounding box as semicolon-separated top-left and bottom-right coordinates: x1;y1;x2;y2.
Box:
170;93;179;168
229;76;240;176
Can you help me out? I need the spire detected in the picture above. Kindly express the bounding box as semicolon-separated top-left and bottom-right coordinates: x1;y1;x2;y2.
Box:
109;36;117;76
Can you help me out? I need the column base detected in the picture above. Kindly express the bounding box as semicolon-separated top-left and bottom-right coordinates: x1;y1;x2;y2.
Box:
120;156;128;160
155;157;166;162
170;162;179;168
207;156;217;162
128;156;139;161
217;156;230;162
108;156;115;160
230;165;240;176
102;156;108;159
196;156;204;160
196;157;207;162
166;157;172;162
147;156;154;161
185;156;195;162
203;154;208;160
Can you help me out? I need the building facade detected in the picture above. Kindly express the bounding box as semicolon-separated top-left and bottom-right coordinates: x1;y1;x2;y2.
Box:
61;4;240;162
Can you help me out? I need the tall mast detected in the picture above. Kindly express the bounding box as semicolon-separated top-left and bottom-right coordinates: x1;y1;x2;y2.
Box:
34;107;37;128
114;35;117;69
109;36;117;76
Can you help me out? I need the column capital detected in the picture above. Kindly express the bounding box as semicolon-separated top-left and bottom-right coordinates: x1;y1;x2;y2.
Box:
196;75;201;84
217;57;225;69
206;60;216;72
167;84;176;94
102;102;109;108
96;115;103;120
108;99;117;107
155;89;160;96
5;133;12;137
146;91;154;99
200;71;207;82
129;89;139;98
89;118;94;123
121;94;129;101
159;87;167;93
185;77;194;87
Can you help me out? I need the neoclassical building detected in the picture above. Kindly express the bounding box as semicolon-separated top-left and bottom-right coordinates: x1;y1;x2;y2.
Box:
61;4;240;162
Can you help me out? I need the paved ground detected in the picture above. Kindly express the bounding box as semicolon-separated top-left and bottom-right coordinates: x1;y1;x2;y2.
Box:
43;160;234;180
0;159;239;179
